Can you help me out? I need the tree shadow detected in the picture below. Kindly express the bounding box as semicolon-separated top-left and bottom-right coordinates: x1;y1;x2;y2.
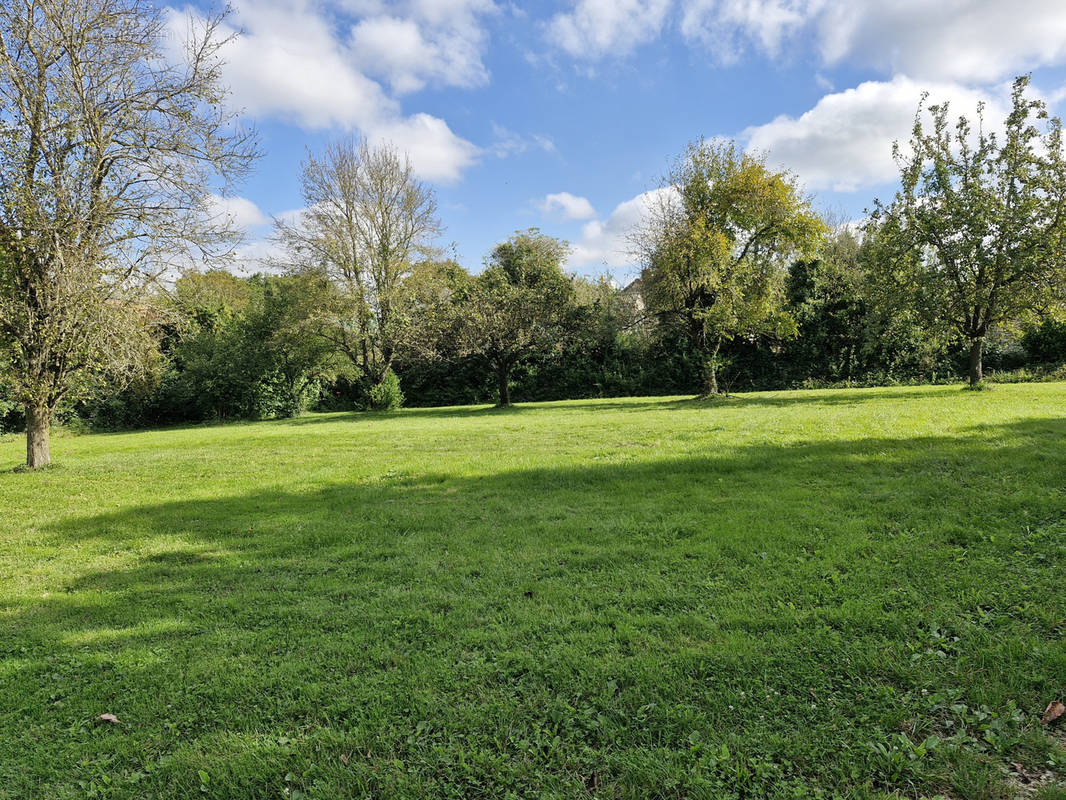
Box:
3;418;1065;797
279;402;533;425
715;385;958;408
280;387;955;427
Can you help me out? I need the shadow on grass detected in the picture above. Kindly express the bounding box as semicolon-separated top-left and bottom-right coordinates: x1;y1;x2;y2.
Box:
279;386;960;427
3;418;1065;798
279;402;530;426
715;385;959;408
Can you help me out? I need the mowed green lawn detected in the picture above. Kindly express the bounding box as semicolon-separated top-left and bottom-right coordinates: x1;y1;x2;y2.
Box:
2;385;1065;799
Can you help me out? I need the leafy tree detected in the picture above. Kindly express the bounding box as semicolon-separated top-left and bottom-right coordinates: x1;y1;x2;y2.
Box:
517;275;647;400
871;75;1066;386
388;259;490;406
453;230;574;406
153;271;338;422
0;351;18;432
274;137;442;407
782;228;956;387
635;139;826;395
170;275;264;420
393;258;472;361
367;368;404;412
254;273;340;418
784;227;866;382
0;0;257;467
174;269;256;331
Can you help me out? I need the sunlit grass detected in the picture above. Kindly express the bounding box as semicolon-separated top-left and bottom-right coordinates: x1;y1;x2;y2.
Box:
2;384;1065;798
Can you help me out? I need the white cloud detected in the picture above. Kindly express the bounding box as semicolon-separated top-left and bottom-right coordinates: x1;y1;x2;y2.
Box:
271;206;310;228
349;17;441;94
167;1;484;183
569;188;677;269
540;192;598;221
226;206;311;273
349;0;497;94
742;77;1010;192
814;0;1066;83
178;1;396;129
677;0;1066;82
367;114;480;183
679;0;808;62
233;238;288;274
489;124;557;158
547;0;672;60
545;0;1066;84
206;195;270;229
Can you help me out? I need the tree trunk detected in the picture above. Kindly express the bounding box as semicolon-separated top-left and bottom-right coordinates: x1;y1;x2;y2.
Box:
26;402;52;469
496;364;511;407
702;360;719;396
967;338;984;386
700;336;723;396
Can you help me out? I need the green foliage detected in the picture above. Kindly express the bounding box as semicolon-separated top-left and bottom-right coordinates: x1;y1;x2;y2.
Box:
871;75;1066;385
3;384;1066;797
0;1;258;467
14;76;1066;426
0;353;19;433
0;388;17;433
784;230;872;383
368;368;404;411
985;363;1066;384
1022;317;1066;364
639;139;826;394
778;228;961;390
255;272;340;418
77;271;339;427
452;230;575;405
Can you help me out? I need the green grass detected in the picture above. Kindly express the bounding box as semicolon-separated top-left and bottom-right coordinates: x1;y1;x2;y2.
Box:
2;384;1065;799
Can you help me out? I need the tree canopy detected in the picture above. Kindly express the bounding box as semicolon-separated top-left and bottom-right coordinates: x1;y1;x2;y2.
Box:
452;230;574;406
635;139;826;395
870;75;1066;385
0;0;258;467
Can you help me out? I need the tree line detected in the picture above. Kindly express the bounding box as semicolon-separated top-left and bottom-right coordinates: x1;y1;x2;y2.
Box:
2;1;1066;468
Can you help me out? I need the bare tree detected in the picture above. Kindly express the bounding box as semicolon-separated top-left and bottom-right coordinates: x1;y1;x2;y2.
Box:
273;137;442;399
0;0;259;467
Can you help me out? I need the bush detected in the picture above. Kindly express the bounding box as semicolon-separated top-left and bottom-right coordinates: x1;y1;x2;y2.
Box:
1022;318;1066;364
0;388;20;434
985;364;1066;384
368;369;404;411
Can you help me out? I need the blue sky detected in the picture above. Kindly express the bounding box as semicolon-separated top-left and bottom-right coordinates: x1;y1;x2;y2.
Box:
183;0;1066;282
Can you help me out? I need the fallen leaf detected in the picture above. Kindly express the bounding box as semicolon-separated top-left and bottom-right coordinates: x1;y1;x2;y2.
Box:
339;753;349;766
1042;700;1064;725
98;713;120;724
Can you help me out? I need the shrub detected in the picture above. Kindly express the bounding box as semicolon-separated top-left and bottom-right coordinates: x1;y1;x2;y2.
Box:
1022;318;1066;364
985;364;1066;384
368;369;404;411
0;387;19;434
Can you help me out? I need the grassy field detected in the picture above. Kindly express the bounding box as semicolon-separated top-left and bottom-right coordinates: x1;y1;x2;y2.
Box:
2;384;1065;799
